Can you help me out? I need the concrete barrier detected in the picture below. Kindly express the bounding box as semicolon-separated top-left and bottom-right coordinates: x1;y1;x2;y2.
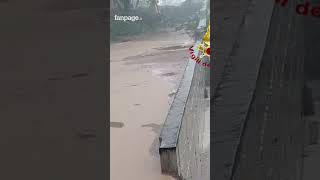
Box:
211;0;306;179
158;1;209;179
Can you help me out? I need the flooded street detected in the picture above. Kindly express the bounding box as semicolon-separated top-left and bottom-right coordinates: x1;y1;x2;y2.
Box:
110;30;193;180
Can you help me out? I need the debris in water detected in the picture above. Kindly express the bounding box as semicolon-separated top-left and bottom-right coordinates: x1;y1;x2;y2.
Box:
110;122;125;128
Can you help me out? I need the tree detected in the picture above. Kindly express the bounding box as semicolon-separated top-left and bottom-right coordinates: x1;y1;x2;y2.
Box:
135;0;140;8
111;0;134;12
148;0;160;15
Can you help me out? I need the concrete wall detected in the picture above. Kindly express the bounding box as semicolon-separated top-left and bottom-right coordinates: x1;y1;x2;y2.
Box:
303;2;320;80
211;0;252;97
211;0;306;179
159;42;209;180
159;1;209;179
232;0;306;178
176;56;209;180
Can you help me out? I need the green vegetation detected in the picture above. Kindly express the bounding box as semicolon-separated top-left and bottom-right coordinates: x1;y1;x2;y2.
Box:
110;0;202;40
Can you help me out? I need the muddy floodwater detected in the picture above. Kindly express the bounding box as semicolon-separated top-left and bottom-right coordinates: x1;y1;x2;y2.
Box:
110;29;193;180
